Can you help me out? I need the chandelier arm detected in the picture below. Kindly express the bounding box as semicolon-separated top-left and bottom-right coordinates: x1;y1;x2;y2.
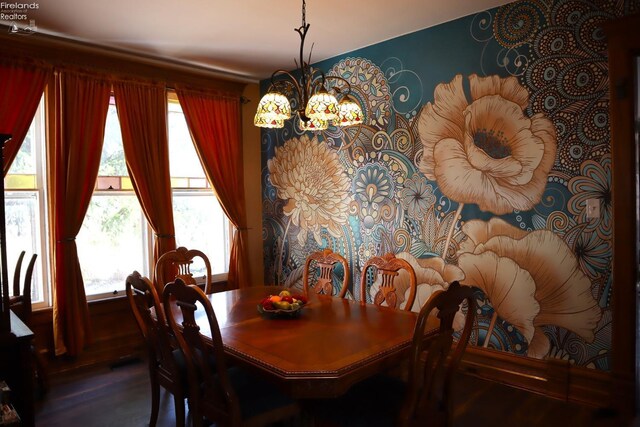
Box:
269;69;305;109
270;70;302;92
323;75;354;96
315;69;327;92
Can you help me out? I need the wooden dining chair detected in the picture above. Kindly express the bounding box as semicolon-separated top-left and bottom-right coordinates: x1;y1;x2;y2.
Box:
360;252;417;311
9;251;47;394
303;248;350;298
126;271;187;427
162;277;300;427
155;246;213;294
10;251;37;325
398;280;476;426
312;281;476;427
12;251;26;298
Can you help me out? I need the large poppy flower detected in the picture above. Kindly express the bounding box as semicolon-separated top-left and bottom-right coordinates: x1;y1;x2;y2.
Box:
418;74;557;215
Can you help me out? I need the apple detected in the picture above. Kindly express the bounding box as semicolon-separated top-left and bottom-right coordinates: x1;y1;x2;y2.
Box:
292;294;307;304
279;290;292;298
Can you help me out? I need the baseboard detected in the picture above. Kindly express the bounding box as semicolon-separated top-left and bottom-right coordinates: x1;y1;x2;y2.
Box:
458;346;627;410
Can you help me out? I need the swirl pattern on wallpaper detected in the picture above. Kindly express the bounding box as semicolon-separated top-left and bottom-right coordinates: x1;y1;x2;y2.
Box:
517;1;617;174
327;57;392;130
380;57;425;119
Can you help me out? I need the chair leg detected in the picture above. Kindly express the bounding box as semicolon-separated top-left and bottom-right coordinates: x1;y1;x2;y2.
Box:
188;397;202;427
174;393;185;427
149;369;160;427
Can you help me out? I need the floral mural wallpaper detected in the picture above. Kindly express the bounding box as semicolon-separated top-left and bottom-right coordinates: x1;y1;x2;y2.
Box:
261;0;640;370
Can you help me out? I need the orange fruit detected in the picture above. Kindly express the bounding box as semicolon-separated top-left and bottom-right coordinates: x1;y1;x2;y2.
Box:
269;295;282;302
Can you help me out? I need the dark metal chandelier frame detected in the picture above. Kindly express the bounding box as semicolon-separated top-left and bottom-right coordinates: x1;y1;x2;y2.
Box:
254;0;364;132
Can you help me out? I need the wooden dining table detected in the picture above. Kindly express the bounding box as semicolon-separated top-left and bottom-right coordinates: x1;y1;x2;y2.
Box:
175;285;438;399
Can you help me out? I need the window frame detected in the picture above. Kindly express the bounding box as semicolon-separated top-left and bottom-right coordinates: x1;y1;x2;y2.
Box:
4;98;51;309
171;188;232;284
167;92;232;284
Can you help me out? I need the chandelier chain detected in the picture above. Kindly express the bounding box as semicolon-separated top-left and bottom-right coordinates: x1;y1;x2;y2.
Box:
302;0;306;28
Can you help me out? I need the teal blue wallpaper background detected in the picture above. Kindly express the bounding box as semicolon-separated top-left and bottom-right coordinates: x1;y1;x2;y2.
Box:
260;0;640;369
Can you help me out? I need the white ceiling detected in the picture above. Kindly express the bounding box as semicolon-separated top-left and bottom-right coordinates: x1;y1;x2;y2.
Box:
5;0;513;81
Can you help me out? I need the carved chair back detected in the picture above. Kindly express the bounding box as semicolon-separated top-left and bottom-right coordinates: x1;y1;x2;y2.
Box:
360;253;417;311
155;246;213;294
303;248;350;298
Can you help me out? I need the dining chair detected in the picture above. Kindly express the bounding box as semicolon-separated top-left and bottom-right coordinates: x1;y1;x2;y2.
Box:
162;277;300;427
155;246;213;294
10;251;37;325
9;251;48;395
125;271;187;427
312;280;476;427
398;280;476;426
360;252;417;311
12;251;26;297
303;248;350;298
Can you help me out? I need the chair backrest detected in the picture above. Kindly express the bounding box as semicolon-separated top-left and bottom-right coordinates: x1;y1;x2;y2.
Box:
399;281;476;427
162;278;240;426
125;271;182;381
12;251;26;297
303;248;349;298
10;252;37;325
155;246;213;294
360;253;417;311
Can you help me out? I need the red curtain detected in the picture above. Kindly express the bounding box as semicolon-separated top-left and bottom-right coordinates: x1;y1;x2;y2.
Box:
176;89;248;289
113;81;176;292
0;62;49;175
49;71;110;356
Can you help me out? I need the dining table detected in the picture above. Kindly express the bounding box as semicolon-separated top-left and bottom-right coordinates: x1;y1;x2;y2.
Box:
173;285;439;399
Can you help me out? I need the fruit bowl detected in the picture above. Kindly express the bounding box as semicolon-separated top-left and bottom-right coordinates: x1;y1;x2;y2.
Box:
257;291;307;319
257;304;304;318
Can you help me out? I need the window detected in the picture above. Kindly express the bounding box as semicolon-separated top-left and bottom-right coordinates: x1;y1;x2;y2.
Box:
168;97;230;279
77;95;230;299
5;97;49;308
77;99;149;298
4;92;231;305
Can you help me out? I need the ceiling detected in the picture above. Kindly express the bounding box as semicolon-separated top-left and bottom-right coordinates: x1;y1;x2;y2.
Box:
4;0;513;82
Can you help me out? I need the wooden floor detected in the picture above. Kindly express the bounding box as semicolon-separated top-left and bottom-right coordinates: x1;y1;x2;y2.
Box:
34;358;625;427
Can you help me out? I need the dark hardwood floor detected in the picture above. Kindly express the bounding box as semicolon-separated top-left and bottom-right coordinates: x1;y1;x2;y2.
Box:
34;357;625;427
34;358;178;427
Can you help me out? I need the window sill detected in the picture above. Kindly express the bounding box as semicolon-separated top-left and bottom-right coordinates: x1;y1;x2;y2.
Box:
34;274;230;311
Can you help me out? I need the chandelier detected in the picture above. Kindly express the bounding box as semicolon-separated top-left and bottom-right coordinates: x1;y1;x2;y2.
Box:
254;0;364;131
